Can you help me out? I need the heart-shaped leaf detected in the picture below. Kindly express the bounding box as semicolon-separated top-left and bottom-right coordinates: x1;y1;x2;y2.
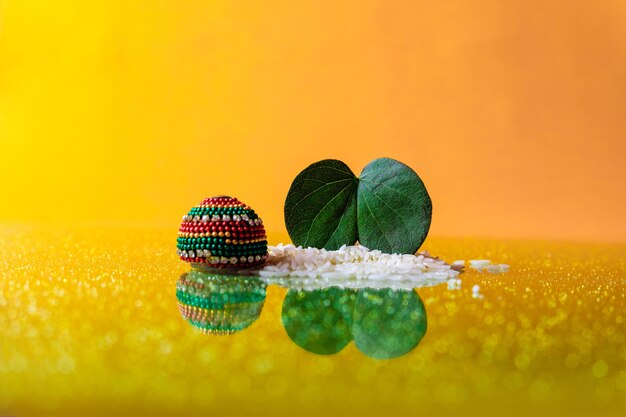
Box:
284;159;358;250
357;158;432;254
284;157;432;254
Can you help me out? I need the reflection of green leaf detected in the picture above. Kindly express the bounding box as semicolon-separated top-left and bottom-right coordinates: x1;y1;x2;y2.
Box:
281;288;356;355
281;287;427;359
352;288;427;359
284;157;432;253
284;160;358;250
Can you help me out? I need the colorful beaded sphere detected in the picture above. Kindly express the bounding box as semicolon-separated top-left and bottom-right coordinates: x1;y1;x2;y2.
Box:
177;196;268;269
176;270;267;335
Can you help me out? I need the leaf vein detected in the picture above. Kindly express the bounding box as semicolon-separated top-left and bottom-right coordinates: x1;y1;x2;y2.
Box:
302;183;354;246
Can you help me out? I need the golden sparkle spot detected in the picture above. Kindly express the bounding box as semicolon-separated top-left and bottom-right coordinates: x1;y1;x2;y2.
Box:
528;378;552;402
615;371;626;390
564;353;581;369
593;360;609;378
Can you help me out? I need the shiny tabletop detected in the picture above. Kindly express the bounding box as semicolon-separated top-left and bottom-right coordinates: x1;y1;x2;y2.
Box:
0;225;624;416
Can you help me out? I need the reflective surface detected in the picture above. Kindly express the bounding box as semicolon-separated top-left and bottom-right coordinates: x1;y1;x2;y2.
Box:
176;271;267;335
1;225;625;416
281;287;427;359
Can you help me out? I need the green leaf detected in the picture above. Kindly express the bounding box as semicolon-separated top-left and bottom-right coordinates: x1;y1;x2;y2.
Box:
285;157;432;253
284;159;358;250
357;157;432;254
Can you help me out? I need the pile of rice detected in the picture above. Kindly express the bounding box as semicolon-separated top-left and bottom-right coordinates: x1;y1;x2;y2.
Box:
259;244;461;285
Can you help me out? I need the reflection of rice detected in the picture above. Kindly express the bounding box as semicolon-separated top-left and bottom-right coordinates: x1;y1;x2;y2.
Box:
259;244;461;284
469;259;510;273
260;276;447;291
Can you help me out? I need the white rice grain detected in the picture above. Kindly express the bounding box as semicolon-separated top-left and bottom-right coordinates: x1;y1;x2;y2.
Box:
256;244;508;291
260;244;460;284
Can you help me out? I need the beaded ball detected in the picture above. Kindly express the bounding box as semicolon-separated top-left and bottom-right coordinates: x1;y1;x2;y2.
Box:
176;270;267;335
177;196;268;269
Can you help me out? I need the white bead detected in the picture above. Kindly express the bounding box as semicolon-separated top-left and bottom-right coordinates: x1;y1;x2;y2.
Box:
247;256;254;263
211;215;220;221
248;220;255;226
222;215;231;221
193;215;200;222
240;256;247;263
241;214;249;221
255;255;261;261
220;257;228;264
233;215;241;221
201;215;209;222
188;250;195;258
229;257;238;264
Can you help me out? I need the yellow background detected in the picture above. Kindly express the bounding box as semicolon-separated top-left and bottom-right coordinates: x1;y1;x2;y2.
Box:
1;1;625;242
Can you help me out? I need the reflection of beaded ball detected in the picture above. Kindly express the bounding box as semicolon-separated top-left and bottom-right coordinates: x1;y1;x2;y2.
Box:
176;270;267;335
177;196;268;269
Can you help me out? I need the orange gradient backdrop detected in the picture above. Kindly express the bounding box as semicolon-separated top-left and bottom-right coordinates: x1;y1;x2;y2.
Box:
1;1;625;242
